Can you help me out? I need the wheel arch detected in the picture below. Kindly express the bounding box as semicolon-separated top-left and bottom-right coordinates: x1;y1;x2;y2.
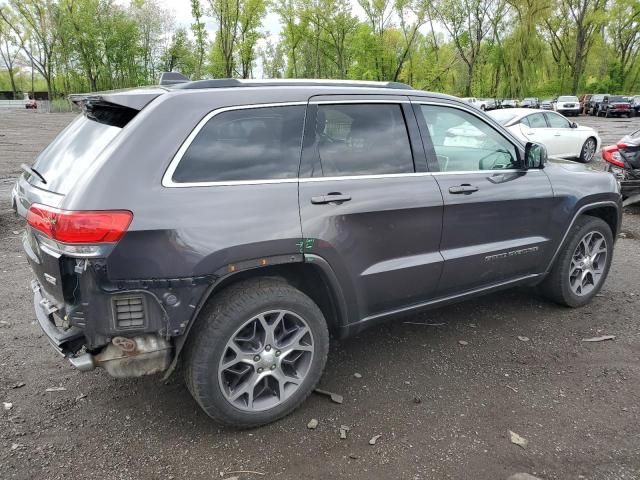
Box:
544;200;621;275
163;259;350;379
581;204;620;238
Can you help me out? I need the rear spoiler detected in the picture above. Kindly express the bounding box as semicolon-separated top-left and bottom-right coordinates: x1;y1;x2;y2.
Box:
69;87;166;111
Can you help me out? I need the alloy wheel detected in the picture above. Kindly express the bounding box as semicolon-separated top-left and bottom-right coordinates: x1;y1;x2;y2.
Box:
568;231;607;296
582;138;596;162
218;310;314;411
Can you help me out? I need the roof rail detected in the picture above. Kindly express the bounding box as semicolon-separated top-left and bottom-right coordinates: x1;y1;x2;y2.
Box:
170;78;412;90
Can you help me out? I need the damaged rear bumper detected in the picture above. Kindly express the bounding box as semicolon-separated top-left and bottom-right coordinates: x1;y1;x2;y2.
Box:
33;282;172;377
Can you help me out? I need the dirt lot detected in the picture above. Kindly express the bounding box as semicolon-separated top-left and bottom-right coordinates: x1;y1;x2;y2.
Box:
1;110;639;480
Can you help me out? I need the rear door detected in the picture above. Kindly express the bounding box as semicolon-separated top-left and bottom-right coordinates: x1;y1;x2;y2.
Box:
412;99;555;296
519;112;553;147
298;96;444;319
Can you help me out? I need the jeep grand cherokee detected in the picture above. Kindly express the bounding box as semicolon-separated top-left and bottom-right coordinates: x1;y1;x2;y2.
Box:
12;79;622;427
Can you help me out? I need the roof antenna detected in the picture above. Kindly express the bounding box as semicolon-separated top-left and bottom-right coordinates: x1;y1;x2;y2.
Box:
158;72;190;86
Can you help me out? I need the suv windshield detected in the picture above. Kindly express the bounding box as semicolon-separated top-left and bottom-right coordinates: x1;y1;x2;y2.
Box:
558;96;578;102
609;96;626;102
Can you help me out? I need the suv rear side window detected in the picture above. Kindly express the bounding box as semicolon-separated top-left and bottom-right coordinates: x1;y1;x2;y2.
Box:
171;105;305;183
312;103;414;177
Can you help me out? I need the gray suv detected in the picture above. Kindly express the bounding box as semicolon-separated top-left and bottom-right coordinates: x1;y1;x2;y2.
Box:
12;80;622;427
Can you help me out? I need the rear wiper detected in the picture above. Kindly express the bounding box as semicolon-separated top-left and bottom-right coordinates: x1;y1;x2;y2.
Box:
21;164;47;184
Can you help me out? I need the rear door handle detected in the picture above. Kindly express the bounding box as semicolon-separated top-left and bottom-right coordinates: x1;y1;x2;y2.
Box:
311;193;352;204
449;184;479;194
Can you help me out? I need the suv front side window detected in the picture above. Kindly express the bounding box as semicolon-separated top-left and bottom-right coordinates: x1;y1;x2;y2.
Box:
312;103;414;177
418;104;519;172
171;105;305;184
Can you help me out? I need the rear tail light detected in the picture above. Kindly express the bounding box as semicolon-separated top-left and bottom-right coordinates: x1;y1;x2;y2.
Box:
27;204;133;244
601;145;625;168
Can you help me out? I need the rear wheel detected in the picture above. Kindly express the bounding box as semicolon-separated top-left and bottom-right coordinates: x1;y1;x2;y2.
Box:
578;137;597;163
539;216;613;307
184;278;329;428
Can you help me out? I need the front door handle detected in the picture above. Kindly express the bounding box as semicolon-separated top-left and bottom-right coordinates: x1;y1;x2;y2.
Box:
311;193;352;204
449;184;479;194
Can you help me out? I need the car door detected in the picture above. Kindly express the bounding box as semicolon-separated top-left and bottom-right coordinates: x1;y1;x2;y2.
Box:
298;96;444;319
412;100;555;296
519;112;564;156
544;112;578;156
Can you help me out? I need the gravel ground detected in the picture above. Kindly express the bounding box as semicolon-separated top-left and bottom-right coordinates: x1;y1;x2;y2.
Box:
1;109;639;480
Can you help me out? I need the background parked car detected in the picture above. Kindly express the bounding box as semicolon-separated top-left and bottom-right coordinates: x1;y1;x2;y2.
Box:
483;98;499;111
598;95;632;117
540;99;554;110
588;94;608;115
554;95;581;116
501;99;518;108
461;97;489;110
521;97;540;108
630;96;640;116
488;108;600;163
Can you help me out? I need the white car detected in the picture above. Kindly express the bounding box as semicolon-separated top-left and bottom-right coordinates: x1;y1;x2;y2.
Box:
487;108;600;163
461;97;488;110
553;95;581;116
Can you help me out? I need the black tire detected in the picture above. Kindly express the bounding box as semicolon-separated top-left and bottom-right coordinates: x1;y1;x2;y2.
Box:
184;277;329;428
538;215;613;307
578;137;597;163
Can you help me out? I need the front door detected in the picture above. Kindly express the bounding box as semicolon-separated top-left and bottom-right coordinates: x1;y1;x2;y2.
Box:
544;111;580;156
413;101;555;296
298;97;444;319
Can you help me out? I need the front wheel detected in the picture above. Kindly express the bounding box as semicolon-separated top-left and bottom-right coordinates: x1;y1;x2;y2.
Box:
539;216;613;307
579;137;597;163
184;278;329;428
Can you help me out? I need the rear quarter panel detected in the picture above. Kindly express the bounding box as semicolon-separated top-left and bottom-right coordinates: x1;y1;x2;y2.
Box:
62;89;311;280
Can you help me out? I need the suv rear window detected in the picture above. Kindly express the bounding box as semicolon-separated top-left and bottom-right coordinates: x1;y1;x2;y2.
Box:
172;105;305;183
30;115;122;194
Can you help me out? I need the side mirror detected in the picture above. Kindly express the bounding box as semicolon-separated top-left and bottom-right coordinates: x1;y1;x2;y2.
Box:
570;121;578;128
525;142;547;169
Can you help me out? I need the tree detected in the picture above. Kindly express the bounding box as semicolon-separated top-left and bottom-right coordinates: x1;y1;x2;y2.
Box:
0;0;60;100
161;28;196;75
435;0;502;95
191;0;207;79
208;0;240;76
608;0;640;90
237;0;266;78
0;8;23;98
357;0;394;80
544;0;606;94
